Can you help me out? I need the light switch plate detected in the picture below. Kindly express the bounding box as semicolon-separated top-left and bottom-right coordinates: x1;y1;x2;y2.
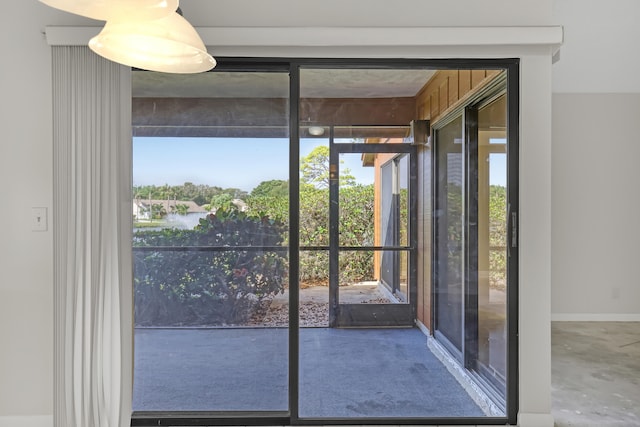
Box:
32;207;48;232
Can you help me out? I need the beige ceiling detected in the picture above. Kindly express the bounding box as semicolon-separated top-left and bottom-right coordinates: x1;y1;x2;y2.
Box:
132;69;436;99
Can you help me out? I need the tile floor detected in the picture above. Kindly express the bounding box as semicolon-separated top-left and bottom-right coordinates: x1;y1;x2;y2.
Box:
551;321;640;426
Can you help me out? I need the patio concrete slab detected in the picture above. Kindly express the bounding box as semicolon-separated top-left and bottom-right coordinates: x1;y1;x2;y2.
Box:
133;327;485;419
270;282;393;309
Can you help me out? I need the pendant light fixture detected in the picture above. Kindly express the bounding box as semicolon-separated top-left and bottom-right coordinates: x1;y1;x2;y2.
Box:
40;0;216;73
88;10;216;73
39;0;179;21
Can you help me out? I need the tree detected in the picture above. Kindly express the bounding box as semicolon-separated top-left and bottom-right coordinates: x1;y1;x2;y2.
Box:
150;203;167;219
300;146;356;188
250;179;289;198
247;180;289;222
133;183;245;207
210;193;236;211
171;203;190;216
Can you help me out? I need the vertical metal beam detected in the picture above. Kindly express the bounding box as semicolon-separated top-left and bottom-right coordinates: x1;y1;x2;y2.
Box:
464;105;479;370
409;146;418;319
506;60;521;426
288;62;300;421
328;126;340;327
392;158;400;294
430;125;439;334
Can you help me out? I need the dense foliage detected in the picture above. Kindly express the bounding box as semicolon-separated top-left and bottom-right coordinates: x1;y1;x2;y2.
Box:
444;184;507;289
248;181;376;285
133;209;287;326
299;146;356;188
132;155;508;328
133;182;247;207
250;179;288;199
489;185;507;289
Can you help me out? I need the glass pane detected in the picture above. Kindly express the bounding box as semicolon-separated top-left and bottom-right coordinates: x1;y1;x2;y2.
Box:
398;249;409;299
333;125;410;141
338;153;375;247
298;67;486;421
132;71;289;413
434;115;464;353
338;250;408;304
398;154;409;247
298;136;331;328
297;249;329;327
477;95;507;395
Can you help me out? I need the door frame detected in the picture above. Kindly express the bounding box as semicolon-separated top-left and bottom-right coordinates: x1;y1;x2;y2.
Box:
130;57;520;427
430;71;518;415
328;138;418;327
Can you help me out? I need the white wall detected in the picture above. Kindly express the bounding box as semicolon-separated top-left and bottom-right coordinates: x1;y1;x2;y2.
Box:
0;0;56;421
551;0;640;320
552;0;640;94
0;0;561;424
182;0;552;27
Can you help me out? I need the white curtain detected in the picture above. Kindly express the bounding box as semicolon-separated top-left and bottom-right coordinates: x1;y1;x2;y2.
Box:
52;46;133;427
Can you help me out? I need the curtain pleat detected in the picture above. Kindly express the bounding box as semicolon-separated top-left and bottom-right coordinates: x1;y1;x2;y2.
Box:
52;46;132;427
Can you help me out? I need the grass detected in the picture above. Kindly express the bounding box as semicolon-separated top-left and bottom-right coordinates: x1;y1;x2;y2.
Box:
134;220;166;228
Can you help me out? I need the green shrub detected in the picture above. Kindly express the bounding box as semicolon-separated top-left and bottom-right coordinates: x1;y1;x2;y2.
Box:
489;185;507;289
248;183;376;285
133;209;287;326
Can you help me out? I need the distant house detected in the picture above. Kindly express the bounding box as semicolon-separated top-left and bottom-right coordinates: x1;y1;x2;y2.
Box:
231;198;248;212
133;199;208;221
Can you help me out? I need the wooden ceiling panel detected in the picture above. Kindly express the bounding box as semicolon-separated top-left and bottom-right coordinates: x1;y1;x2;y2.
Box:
133;97;417;138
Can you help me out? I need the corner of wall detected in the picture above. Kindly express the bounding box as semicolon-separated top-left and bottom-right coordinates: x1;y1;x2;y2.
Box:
0;416;53;427
517;412;554;427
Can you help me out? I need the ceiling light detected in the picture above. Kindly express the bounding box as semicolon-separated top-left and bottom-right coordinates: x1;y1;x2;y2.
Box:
39;0;179;21
89;12;216;73
308;126;326;136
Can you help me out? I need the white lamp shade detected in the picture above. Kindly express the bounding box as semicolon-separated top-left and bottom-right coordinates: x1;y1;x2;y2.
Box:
39;0;179;21
89;13;216;73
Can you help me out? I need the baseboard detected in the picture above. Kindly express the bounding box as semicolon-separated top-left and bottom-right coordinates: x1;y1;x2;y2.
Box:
551;313;640;321
415;319;431;336
517;412;554;427
0;415;53;427
427;338;504;417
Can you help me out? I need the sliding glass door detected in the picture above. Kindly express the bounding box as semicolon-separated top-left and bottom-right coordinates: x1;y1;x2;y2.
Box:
475;94;508;396
130;60;519;426
433;83;513;408
131;69;291;415
433;115;464;356
330;140;416;328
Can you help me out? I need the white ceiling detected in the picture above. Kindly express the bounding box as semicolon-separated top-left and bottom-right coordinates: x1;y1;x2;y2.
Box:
132;69;436;99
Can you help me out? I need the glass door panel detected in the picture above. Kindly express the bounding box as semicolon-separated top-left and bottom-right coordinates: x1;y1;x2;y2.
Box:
298;66;427;420
331;143;415;328
298;137;331;327
434;115;464;355
433;89;510;413
131;70;290;414
397;154;410;298
379;154;410;299
476;94;507;396
129;62;517;425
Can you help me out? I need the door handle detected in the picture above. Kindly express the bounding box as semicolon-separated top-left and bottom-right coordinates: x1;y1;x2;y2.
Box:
507;203;517;258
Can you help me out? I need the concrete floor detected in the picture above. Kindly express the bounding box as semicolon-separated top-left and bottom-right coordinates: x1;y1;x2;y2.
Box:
551;321;640;426
133;318;640;425
133;327;486;418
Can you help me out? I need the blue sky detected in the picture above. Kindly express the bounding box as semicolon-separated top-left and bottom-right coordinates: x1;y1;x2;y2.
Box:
133;137;375;191
134;137;289;190
133;136;505;191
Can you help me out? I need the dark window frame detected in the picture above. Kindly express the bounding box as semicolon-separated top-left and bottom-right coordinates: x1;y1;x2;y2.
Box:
130;57;520;427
